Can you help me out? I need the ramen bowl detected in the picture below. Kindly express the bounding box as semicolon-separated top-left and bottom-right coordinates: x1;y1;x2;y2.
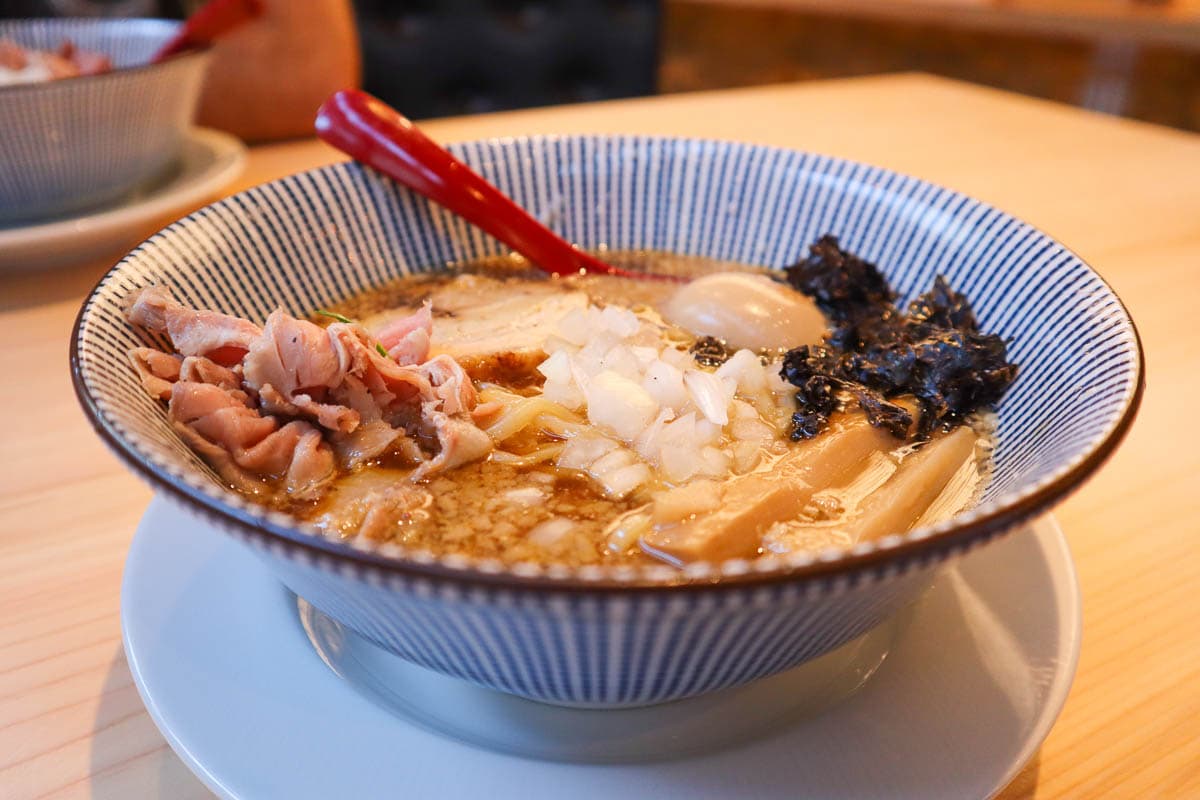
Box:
0;19;209;224
71;136;1142;707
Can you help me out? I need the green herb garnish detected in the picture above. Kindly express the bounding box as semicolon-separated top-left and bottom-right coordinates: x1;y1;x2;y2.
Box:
316;309;353;324
375;343;388;358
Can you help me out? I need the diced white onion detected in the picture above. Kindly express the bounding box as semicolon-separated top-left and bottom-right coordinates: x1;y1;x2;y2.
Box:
715;349;761;387
660;444;699;483
642;359;689;409
528;300;785;492
731;417;775;443
659;347;692;370
585;370;659;442
684;369;733;425
542;378;585;411
630;346;659;368
732;440;762;473
699;446;732;477
696;418;725;444
600;305;640;337
592;447;635;476
729;399;758;420
602;463;651;499
558;434;618;469
600;344;643;381
537;349;572;383
659;412;697;446
634;407;675;461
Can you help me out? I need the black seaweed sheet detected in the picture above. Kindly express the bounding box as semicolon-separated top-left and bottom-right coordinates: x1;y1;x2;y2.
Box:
780;235;1018;441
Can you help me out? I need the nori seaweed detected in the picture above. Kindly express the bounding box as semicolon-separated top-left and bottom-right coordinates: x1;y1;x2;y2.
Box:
689;335;731;367
780;236;1018;441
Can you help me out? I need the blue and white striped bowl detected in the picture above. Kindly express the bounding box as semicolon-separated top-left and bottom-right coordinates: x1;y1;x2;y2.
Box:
72;136;1142;707
0;19;209;224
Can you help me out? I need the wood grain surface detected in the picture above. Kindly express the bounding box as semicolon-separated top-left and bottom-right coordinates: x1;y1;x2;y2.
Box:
1;74;1197;798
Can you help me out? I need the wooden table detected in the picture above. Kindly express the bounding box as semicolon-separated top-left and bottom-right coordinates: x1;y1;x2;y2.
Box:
2;74;1197;798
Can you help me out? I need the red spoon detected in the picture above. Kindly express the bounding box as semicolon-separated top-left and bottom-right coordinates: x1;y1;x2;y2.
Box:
315;89;673;281
151;0;264;63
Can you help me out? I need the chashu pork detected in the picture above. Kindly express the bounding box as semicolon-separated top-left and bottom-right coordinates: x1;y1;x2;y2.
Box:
362;276;588;385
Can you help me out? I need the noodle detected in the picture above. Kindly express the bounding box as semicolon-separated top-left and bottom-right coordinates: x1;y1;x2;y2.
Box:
481;386;584;442
491;443;567;467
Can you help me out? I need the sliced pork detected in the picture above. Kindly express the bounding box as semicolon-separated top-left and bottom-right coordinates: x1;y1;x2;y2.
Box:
167;381;335;501
0;38;113;84
243;311;344;400
258;384;360;435
412;406;495;481
129;348;182;400
362;277;588;384
124;285;494;506
169;381;273;452
236;420;336;500
330;419;411;470
376;301;432;365
179;356;241;390
126;286;262;366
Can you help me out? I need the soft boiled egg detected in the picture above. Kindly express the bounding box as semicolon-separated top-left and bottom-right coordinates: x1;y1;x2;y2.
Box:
662;272;826;351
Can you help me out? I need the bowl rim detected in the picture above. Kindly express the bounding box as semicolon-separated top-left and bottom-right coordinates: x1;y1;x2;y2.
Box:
69;135;1146;594
0;17;208;97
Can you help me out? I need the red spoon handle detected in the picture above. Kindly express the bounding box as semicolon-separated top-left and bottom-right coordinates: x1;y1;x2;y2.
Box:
315;89;639;279
151;0;263;63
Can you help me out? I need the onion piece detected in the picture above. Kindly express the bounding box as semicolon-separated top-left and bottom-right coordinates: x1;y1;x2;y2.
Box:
634;407;675;461
684;369;733;425
642;359;689;409
600;305;640;337
585;370;659;442
603;463;651;499
592;447;636;476
537;349;572;383
558;433;618;470
660;444;699;483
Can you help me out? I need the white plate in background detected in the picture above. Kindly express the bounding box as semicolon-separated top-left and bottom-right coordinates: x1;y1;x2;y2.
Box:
0;127;245;273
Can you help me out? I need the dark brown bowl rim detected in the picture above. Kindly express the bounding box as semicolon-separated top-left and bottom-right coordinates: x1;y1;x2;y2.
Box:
68;161;1146;595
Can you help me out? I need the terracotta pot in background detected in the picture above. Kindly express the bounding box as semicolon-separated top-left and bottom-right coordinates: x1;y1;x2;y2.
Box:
193;0;360;143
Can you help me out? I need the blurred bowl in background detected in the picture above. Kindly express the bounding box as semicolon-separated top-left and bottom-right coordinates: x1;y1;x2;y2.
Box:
0;19;210;225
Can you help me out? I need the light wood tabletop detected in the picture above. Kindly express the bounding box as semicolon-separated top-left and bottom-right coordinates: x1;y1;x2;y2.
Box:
2;73;1197;798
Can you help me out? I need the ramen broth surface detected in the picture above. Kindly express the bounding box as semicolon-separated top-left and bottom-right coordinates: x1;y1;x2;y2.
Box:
301;252;988;567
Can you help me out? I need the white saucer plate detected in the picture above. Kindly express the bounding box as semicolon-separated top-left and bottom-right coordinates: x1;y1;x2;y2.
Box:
123;497;1080;799
0;127;245;273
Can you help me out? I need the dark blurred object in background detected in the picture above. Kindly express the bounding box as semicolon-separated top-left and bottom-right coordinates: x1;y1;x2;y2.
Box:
354;1;661;117
2;1;663;121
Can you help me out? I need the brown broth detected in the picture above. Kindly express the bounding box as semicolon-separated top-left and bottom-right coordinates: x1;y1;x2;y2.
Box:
302;252;987;567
